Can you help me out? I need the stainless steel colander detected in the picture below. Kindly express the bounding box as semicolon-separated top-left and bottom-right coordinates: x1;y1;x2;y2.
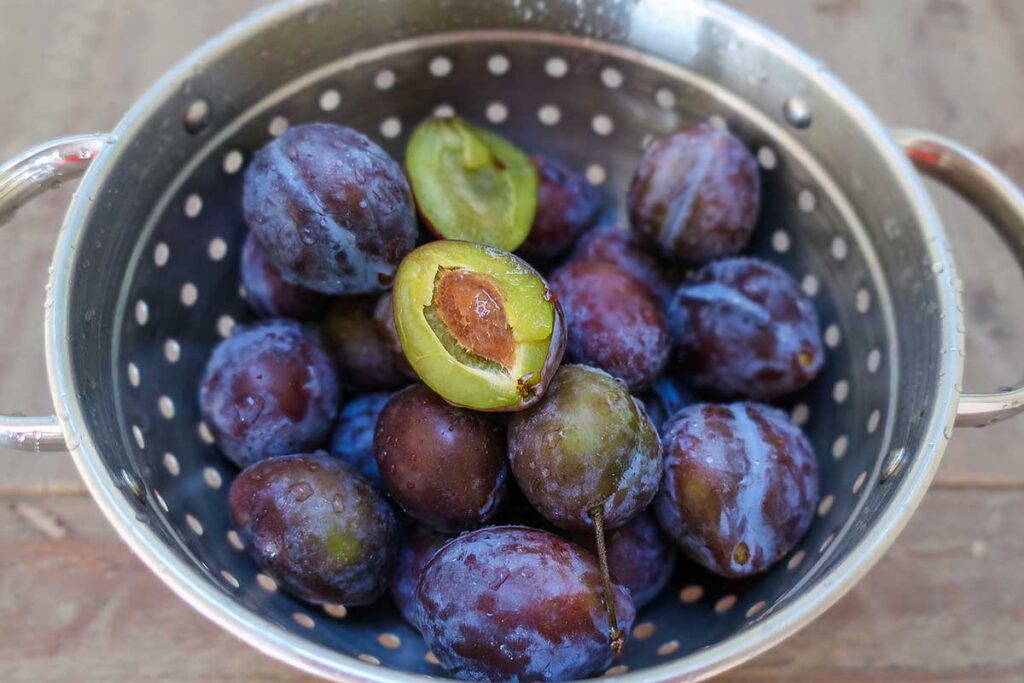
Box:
2;1;1024;681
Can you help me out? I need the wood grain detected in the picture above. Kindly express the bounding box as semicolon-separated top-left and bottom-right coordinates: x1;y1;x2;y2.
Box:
0;1;1023;682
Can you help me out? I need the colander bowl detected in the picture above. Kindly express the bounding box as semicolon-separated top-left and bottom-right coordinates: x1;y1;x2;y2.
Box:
2;1;1023;681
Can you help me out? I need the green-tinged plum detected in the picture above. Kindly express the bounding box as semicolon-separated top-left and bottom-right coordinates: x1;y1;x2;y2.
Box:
229;452;398;605
392;241;565;411
406;116;538;251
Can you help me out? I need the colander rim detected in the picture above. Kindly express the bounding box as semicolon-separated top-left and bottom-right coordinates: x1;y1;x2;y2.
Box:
44;1;963;681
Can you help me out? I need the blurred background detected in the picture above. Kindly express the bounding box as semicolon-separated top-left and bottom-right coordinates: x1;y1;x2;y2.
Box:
1;1;1022;681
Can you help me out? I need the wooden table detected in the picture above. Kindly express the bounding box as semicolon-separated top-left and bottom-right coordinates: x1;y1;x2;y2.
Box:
2;1;1023;680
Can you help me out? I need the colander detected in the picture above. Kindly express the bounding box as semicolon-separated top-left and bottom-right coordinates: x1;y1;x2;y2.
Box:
2;1;1023;681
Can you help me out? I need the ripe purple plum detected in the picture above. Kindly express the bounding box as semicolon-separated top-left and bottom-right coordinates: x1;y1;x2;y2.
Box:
570;224;678;305
655;402;818;578
240;232;330;320
668;257;824;401
322;295;410;392
518;155;603;263
328;392;391;490
243;123;417;294
549;261;670;391
199;320;340;468
229;452;397;605
375;384;508;532
416;526;635;682
628;122;760;264
389;525;450;627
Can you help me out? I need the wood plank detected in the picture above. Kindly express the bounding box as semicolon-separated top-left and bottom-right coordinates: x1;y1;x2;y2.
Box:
1;0;1023;492
0;490;1021;681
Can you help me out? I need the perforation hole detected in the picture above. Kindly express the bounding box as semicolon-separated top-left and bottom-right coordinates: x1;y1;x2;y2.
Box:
545;56;568;78
162;452;180;476
380;117;402;139
715;594;737;613
377;633;401;649
134;300;149;326
217;315;236;338
319;89;341;111
293;612;315;629
824;324;841;348
856;287;872;313
833;379;850;404
198;421;215;444
184;99;211;134
184;193;203;218
853;470;868;494
227;530;244;551
433;103;455;118
425;652;441;666
208;238;228;261
787;549;806;570
222;149;244;175
428;55;453;77
679;584;703;603
632;622;655;640
487;53;510;75
655;87;677;109
832;435;848;459
758;146;777;170
164;339;181;363
801;274;819;297
323;604;347;618
132;425;145;449
790;403;810;426
538;105;561;126
257;573;278;592
771;230;791;253
592;114;614;136
220;570;240;589
158;396;175;419
373;70;396;91
746;601;767;618
585;164;607;185
485;102;508;124
821;532;836;552
831;236;849;261
657;640;680;656
818;494;834;516
203;467;223;489
185;514;204;536
798;189;816;213
605;665;628;676
180;282;198;307
153;489;169;513
867;348;882;373
709;114;728;130
127;362;141;387
601;67;624;88
358;654;380;666
268;115;289;137
153;243;170;267
867;409;881;434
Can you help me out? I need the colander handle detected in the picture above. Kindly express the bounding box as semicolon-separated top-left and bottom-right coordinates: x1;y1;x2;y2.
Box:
0;134;109;450
894;128;1024;428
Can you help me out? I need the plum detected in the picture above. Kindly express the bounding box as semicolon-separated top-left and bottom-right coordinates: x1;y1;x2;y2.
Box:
549;261;670;391
517;155;603;263
390;526;450;627
328;392;391;490
243;122;417;294
655;402;818;577
240;232;330;320
569;224;678;305
322;295;410;392
508;364;661;532
668;257;824;400
628;122;760;264
640;375;697;434
229;452;397;605
199;320;340;468
373;292;415;378
416;526;635;682
375;384;508;532
406;116;537;251
391;241;565;411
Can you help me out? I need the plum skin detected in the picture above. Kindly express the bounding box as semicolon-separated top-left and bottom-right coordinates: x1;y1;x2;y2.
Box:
508;364;662;531
243;122;417;294
240;232;330;320
628;122;760;264
199;320;340;468
328;392;391;490
549;261;670;392
569;224;679;305
375;384;508;533
229;452;398;605
668;256;824;401
416;526;635;682
655;402;818;578
517;155;603;263
389;526;450;627
322;296;410;392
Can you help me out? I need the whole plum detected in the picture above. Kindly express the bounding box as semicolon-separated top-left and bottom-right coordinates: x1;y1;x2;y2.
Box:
243;122;417;294
240;232;330;320
322;295;410;392
628;122;760;264
574;512;676;609
199;320;340;468
569;224;679;305
389;526;450;627
508;364;662;532
229;452;397;605
328;392;391;490
416;526;635;682
375;384;508;532
549;261;670;391
517;155;603;263
655;402;818;578
668;257;824;401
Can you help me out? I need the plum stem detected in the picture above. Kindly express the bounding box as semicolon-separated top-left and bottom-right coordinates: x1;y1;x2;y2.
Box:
589;505;623;656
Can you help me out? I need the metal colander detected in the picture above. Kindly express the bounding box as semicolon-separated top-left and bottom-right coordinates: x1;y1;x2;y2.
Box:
2;1;1024;681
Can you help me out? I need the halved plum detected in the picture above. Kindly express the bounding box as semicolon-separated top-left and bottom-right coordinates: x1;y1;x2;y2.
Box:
392;241;565;411
406;117;538;252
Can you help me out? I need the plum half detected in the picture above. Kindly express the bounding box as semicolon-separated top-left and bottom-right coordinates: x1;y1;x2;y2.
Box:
391;241;565;411
406;116;538;252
